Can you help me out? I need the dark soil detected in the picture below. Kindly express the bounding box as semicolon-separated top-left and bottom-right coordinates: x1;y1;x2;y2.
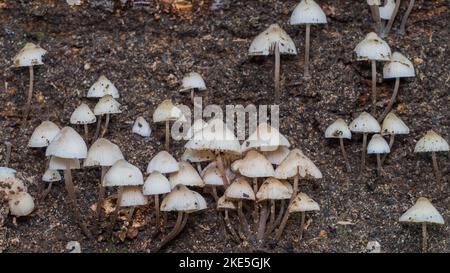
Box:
0;0;448;253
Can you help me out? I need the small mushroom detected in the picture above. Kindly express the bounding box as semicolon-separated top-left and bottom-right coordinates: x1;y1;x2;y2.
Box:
169;161;205;189
180;72;206;104
287;192;320;241
398;0;415;36
86;75;120;99
367;134;390;176
202;164;226;201
65;241;81;253
325;118;352;172
41;169;61;200
181;148;214;173
367;0;382;33
8;192;35;217
118;186;148;223
225;177;255;238
366;241;382;253
132;116;151;138
28;121;61;148
93;95;121;138
70;103;96;140
380;0;401;37
217;195;239;241
153;99;185;151
241;122;290;153
142;171;171;230
147;150;180;175
380;112;409;163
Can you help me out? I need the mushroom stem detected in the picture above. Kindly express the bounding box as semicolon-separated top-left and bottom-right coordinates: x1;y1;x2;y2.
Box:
378;77;400;122
422;222;427;253
190;89;195;105
274;42;281;104
431;152;442;184
95;166;107;223
399;0;415;35
216;153;229;188
304;23;311;79
371;60;377;115
381;0;401;37
127;207;135;223
237;200;250;236
165;120;170;151
83;124;89;140
22;66;34;123
376;154;383;176
381;134;395;164
257;201;268;241
4;141;11;167
224;210;240;241
109;187;123;236
339;138;352;172
253;177;259;225
274;174;299;241
100;114;110;138
155;211;186;252
274;199;285;228
360;133;368;175
299;211;306;241
265;200;276;237
40;182;52;200
155;195;160;229
210;187;219;202
369;4;382;34
93;115;102;141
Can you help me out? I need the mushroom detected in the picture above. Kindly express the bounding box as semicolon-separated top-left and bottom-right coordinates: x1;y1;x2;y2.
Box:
93;95;121;138
8;191;35;217
225;177;255;238
118;186;148;222
147;150;180;175
0;177;27;197
12;43;47;122
180;72;206;104
217;195;239;241
263;146;290;166
86;75;120;99
153;99;185;151
143;171;171;230
349;112;381;174
398;0;415;36
84;138;124;222
379;52;415;121
28;120;61;148
289;0;327;79
380;112;409;163
181;148;215;173
41;169;61;200
248;24;297;103
414;130;449;184
132;116;151;138
380;0;401;37
399;197;444;252
241;122;290;153
325;118;352;172
45;127;91;238
70;103;96;140
366;240;382;253
169;161;205;189
367;0;382;33
367;134;390;176
202;164;226;201
354;32;391;114
66;241;81;253
0;167;16;181
288;192;320;241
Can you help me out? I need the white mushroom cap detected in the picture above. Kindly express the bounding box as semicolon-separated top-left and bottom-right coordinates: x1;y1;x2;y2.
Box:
274;149;322;179
217;195;236;210
349;112;381;133
263;146;290;166
181;149;215;163
28;121;61;148
143;171;171;195
102;159;144;187
201;161;235;182
8;192;35;216
242;123;290;152
0;167;16;181
132;116;151;137
185;119;207;140
325;118;352;139
160;184;206;213
13;43;47;67
180;72;206;92
381;112;410;135
0;177;27;195
86;75;120;99
70;103;96;125
399;197;444;225
288;192;320;213
45;127;87;159
224;177;255;201
185;118;241;155
153;99;184;123
248;24;297;56
367;0;381;5
354;32;391;61
366;241;381;253
290;0;327;25
42;169;61;182
93;95;121;115
66;241;81;253
282;180;294;193
146;151;179;174
379;0;396;20
235;150;275;178
383;52;415;79
119;186;148;207
169;161;204;189
367;134;390;154
414;130;449;153
84;138;124;167
49;156;80;170
256;177;293;201
202;166;224;186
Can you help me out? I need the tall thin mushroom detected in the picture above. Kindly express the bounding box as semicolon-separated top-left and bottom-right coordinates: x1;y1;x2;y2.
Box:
380;0;401;37
179;72;207;104
143;171;171;230
93;95;121;138
70;103;96;140
41;169;61;200
288;192;320;241
325;118;352;172
380;112;409;163
153;99;185;151
398;0;415;36
367;134;390;176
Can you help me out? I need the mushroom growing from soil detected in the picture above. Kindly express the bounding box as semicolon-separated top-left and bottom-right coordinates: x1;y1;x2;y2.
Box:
248;24;297;103
169;161;205;189
118;186;148;223
263;146;291;166
380;112;409;163
153;99;184;151
8;191;35;217
325;118;352;172
132;116;151;138
367;134;390;176
379;52;415;122
217;195;239;241
380;0;401;37
70;103;96;140
354;32;391;114
289;0;327;79
143;171;171;230
225;177;255;239
414;130;449;184
398;0;415;36
93;95;122;138
180;72;207;104
41;169;61;200
12;43;47;122
288;192;320;241
202;164;226;201
349;112;381;174
28;120;61;148
367;0;382;33
399;197;444;252
86;75;120;99
241;122;291;153
181;148;215;173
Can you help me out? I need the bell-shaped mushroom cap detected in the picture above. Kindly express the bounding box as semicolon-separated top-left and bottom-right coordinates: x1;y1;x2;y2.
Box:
185;118;241;155
414;130;449;153
28;121;61;148
217;195;236;210
224;177;255;201
381;112;410;135
288;192;320;213
146;151;179;174
185;119;208;140
169;161;204;188
256;177;292;201
202;161;235;182
236;150;275;178
325;118;352;139
8;192;35;217
0;177;27;195
70;103;96;125
202;166;224;186
354;32;391;61
182;149;215;163
0;167;16;181
290;0;327;25
366;241;381;253
153;99;184;123
274;149;322;179
102;159;144;187
248;24;297;56
379;0;396;20
49;156;80;170
383;52;415;79
42;169;61;182
45;127;87;159
180;72;206;92
399;197;444;225
143;171;171;195
367;134;390;154
349;112;381;133
263;146;290;166
119;186;148;207
86;75;120;99
160;184;207;213
13;43;47;67
93;95;121;115
242;123;290;152
132;116;151;137
84;138;124;167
